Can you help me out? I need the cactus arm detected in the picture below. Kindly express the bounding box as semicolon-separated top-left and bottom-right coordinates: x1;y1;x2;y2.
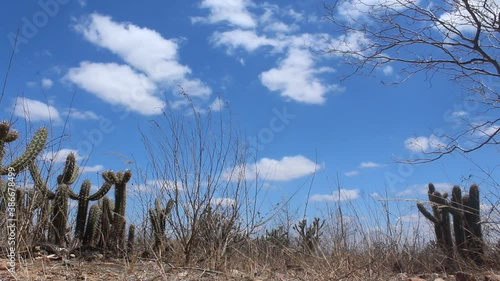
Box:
29;161;55;199
417;202;439;224
0;127;48;175
87;180;113;201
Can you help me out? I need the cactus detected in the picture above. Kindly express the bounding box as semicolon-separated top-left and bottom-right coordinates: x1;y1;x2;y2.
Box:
417;184;453;263
127;224;136;253
49;153;79;246
293;217;324;254
105;170;132;251
417;183;484;266
99;196;113;249
72;176;114;240
84;203;102;247
0;121;48;175
450;186;466;257
463;184;483;264
149;198;174;254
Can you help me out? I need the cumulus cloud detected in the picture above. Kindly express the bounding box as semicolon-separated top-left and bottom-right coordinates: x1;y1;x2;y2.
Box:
66;108;99;120
66;62;164;115
310;189;360;201
41;148;83;163
13;97;61;122
359;161;382;168
396;182;452;196
81;164;104;173
195;0;256;28
211;197;236;207
67;13;210;115
344;170;360;176
212;29;282;52
404;135;446;152
260;48;339;104
227;155;321;182
41;78;53;89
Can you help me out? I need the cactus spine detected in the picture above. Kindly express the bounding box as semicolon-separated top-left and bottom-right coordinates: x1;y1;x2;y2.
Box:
0;121;47;175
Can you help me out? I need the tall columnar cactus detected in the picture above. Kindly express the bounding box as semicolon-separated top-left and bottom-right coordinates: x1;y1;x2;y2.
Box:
417;183;484;266
417;184;453;261
72;176;114;240
105;170;132;251
127;224;136;254
463;184;483;264
50;153;79;246
98;196;113;249
450;186;466;257
0;121;47;175
149;198;174;253
84;203;102;247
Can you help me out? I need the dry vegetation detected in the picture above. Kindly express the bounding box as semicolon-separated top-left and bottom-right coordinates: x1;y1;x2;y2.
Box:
0;99;499;281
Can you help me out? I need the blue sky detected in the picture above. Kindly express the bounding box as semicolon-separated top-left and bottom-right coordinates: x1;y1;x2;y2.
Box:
1;0;498;228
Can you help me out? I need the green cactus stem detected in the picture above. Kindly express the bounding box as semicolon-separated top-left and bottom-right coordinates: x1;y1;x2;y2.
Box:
105;170;132;251
84;203;102;247
72;175;114;240
127;224;135;253
0;124;47;175
417;183;453;262
50;153;79;246
464;184;483;265
149;198;174;255
450;185;466;257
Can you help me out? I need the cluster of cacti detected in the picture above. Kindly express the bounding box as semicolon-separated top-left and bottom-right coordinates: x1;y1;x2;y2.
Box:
149;198;174;255
0;121;140;258
417;183;484;265
293;217;325;254
29;153;116;247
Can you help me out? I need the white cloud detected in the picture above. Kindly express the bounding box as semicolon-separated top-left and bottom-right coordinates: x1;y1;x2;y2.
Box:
13;97;61;122
359;161;382;168
211;197;236;207
66;108;99;120
26;81;37;88
344;170;360;176
81;164;104;173
337;0;420;22
227;155;321;182
310;189;360;201
196;0;256;28
381;65;393;75
452;111;468;118
65;62;164;115
41;148;83;163
41;78;53;89
476;124;499;137
212;29;282;52
404;135;446;152
260;48;340;104
209;97;226;111
396;182;452;196
75;13;210;98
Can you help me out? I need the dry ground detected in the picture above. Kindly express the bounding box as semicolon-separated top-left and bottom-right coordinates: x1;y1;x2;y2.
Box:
1;257;496;281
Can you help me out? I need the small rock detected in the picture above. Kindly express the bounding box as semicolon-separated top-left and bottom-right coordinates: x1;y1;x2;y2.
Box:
407;278;426;281
456;272;476;281
434;278;445;281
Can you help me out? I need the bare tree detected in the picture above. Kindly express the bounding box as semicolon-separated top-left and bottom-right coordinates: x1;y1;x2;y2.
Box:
140;94;267;267
323;0;499;162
